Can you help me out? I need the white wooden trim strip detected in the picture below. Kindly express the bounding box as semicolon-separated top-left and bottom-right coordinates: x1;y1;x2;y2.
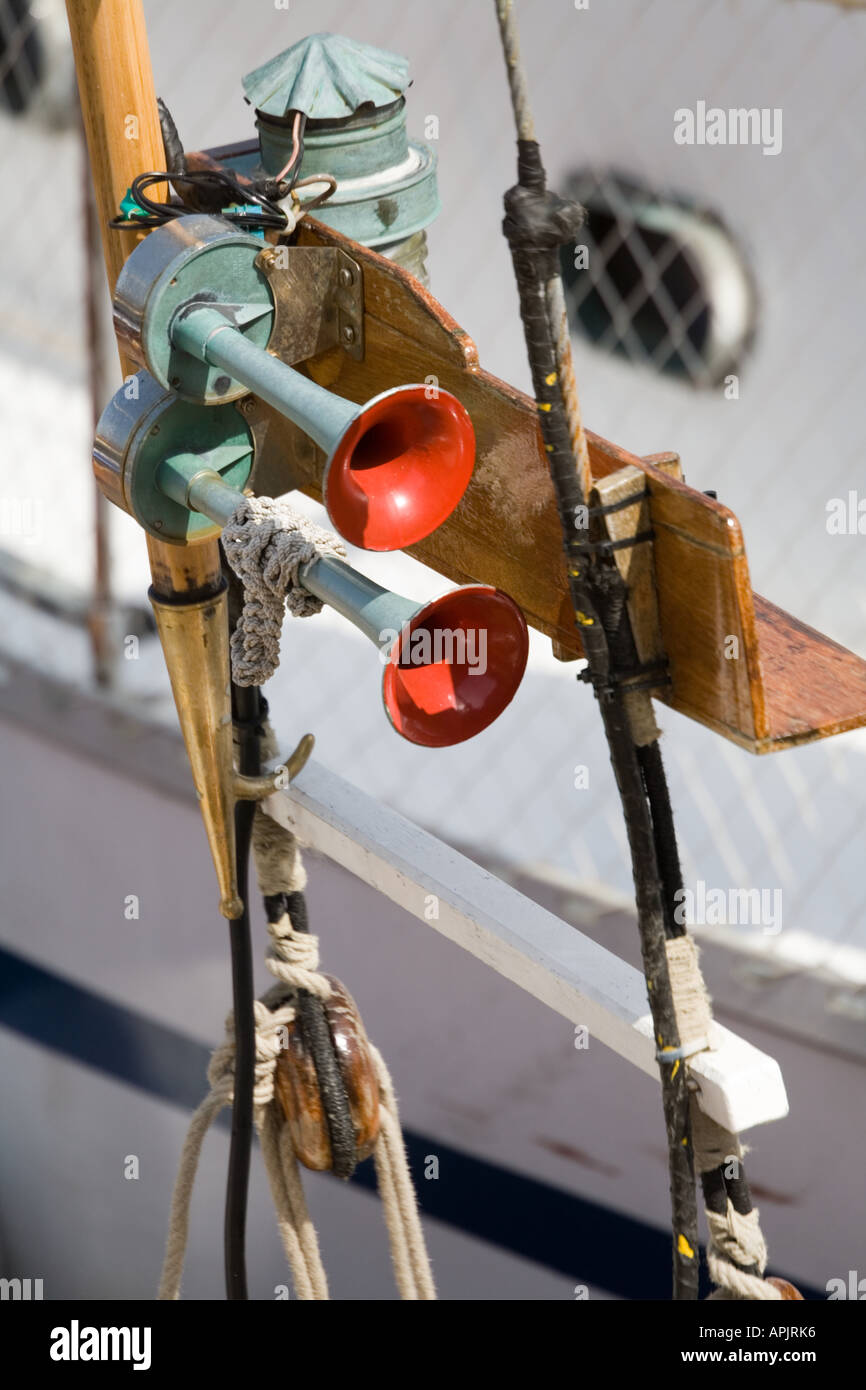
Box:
264;760;788;1133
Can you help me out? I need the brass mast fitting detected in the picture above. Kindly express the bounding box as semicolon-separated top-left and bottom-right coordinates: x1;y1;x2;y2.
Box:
149;584;313;920
93;372;313;919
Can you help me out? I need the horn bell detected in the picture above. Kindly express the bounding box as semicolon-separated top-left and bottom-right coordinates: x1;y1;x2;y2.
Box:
383;586;529;747
322;383;475;553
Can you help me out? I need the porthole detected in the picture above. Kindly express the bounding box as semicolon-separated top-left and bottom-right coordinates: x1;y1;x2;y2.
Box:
559;171;757;388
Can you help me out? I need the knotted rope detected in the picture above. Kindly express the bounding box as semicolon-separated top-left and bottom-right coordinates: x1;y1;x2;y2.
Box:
369;1042;436;1300
221;497;346;687
157;984;330;1301
690;1106;779;1302
664;934;781;1301
157;808;436;1301
255;806;435;1298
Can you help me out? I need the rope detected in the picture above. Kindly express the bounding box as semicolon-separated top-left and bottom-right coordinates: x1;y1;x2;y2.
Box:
625;690;661;747
370;1046;437;1300
157;808;436;1300
254;798;359;1180
221;497;346;687
694;1105;780;1302
157;996;329;1300
663;935;781;1301
260;1104;330;1300
266;911;332;1002
493;0;701;1298
494;0;536;142
493;0;782;1306
664;935;712;1055
252;804;307;897
546;271;592;502
254;808;435;1296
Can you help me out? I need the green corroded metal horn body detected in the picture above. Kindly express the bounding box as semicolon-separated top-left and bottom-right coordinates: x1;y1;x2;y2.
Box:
94;375;528;750
111;216;476;552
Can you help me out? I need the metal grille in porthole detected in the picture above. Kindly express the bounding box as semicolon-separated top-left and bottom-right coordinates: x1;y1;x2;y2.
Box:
559;171;758;389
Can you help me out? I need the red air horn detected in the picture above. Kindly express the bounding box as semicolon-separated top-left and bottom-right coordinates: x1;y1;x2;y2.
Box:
297;554;529;747
320;383;474;553
94;372;528;747
112;216;476;551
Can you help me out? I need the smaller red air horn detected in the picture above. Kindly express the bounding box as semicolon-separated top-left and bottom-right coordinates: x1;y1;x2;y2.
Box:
298;555;529;747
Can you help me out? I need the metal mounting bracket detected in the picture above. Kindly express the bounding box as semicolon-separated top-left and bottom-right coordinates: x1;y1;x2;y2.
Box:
255;244;365;364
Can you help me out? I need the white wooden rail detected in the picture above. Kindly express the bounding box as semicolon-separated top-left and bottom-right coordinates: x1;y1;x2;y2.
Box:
264;760;788;1134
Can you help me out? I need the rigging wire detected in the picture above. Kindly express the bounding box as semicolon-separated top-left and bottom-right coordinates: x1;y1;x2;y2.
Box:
493;0;701;1299
639;737;765;1254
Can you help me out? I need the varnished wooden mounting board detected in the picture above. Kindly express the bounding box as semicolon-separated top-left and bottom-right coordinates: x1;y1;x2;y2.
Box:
247;218;866;755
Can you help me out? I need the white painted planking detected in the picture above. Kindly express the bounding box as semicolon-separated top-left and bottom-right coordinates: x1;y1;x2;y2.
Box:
264;760;789;1134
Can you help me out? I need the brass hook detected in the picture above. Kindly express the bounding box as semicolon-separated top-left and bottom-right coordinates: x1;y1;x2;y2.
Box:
232;732;314;802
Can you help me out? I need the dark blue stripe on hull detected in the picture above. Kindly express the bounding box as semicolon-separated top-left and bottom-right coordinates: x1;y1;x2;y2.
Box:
0;944;819;1300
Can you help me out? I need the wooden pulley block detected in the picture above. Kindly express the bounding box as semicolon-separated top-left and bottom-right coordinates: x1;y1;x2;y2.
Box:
765;1276;804;1300
274;975;380;1172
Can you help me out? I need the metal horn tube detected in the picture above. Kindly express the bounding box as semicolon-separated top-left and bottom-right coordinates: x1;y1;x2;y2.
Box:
154;460;416;650
112;218;476;551
145;442;529;751
157;455;247;528
298;554;416;647
171;305;359;456
168;302;476;555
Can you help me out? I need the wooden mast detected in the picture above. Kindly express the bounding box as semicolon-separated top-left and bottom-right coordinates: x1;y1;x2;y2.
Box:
66;0;222;598
67;0;256;920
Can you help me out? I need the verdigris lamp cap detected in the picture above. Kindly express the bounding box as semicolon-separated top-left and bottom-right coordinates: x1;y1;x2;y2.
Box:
242;32;410;120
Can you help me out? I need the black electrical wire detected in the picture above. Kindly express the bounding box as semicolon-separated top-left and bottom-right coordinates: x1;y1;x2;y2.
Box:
223;679;261;1301
219;545;263;1299
140;169;287;227
109;169;290;231
112;106;318;234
